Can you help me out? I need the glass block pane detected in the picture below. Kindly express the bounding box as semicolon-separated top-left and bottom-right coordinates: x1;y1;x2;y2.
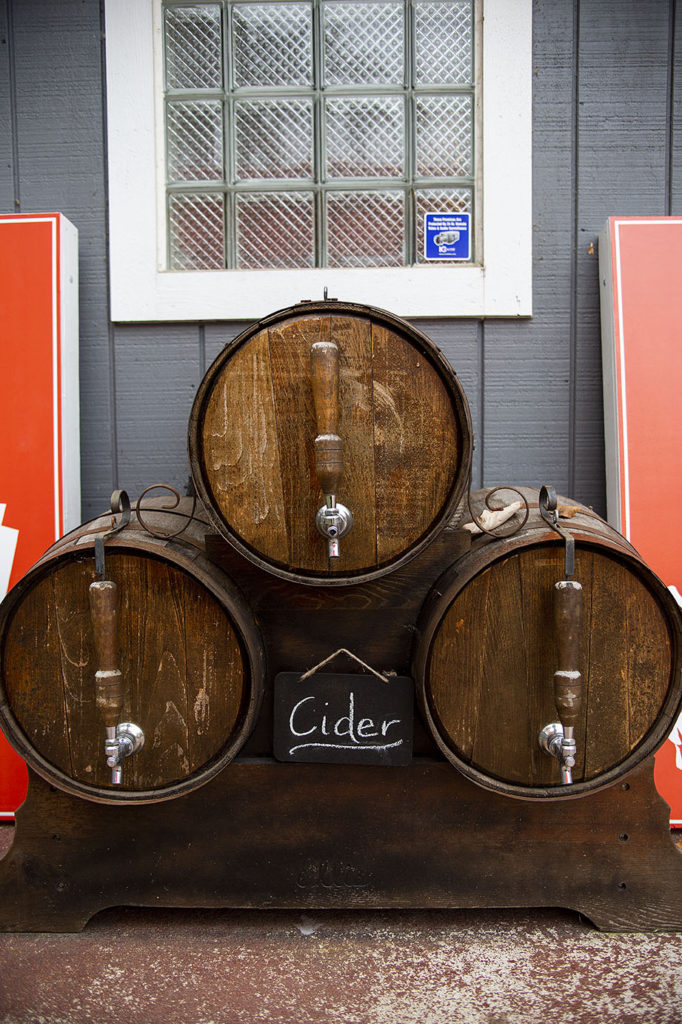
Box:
165;5;222;90
167;101;223;182
324;2;403;85
327;190;405;267
415;187;472;263
169;193;225;269
326;97;404;179
234;99;313;180
416;95;473;177
415;1;473;85
232;3;313;87
236;192;315;269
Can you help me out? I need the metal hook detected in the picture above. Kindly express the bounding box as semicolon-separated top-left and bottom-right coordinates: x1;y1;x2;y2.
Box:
94;490;132;581
539;485;574;579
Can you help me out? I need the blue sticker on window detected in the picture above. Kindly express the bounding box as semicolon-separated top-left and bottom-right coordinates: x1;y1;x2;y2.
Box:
424;212;471;260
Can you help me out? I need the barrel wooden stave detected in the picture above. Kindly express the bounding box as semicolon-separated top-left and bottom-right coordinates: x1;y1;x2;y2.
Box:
0;499;264;804
414;490;682;799
189;301;472;584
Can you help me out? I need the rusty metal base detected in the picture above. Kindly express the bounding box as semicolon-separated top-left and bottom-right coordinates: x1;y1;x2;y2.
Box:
0;757;681;932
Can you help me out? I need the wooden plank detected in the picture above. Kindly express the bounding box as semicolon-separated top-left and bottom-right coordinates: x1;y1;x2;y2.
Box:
427;566;492;765
331;314;377;569
51;560;102;788
517;543;569;786
429;552;558;787
468;556;543;786
116;555;191;789
584;553;635;777
201;329;289;563
625;572;673;752
2;758;682;932
267;316;327;573
1;570;73;775
372;325;459;563
410;318;480;486
183;579;245;772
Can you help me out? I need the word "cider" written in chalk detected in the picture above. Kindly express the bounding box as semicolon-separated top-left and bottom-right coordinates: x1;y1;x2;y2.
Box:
273;672;414;766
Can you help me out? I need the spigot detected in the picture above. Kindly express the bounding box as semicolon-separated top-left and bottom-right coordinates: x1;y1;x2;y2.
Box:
315;496;353;557
104;722;145;785
538;722;576;785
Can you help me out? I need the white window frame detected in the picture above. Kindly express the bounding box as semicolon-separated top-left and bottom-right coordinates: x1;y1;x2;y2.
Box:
105;0;532;321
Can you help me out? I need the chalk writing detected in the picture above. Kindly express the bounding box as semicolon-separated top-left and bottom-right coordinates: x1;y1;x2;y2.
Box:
274;672;414;766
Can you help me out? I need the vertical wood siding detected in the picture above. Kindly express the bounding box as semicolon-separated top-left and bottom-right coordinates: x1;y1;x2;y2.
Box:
0;0;679;521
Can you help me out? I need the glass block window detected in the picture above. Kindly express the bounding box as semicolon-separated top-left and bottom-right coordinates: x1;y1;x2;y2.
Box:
162;0;476;270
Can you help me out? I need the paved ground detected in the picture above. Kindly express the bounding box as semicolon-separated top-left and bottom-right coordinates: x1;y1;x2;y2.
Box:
2;825;682;1024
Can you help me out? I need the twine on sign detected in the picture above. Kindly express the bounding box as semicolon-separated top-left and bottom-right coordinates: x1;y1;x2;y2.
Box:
299;648;391;684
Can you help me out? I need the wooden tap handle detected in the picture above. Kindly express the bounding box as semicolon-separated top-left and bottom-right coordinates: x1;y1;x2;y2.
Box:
311;340;343;496
89;579;123;730
553;579;583;729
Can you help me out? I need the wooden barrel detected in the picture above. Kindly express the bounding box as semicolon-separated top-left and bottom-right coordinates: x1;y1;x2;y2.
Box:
0;498;264;804
413;489;682;799
188;300;472;585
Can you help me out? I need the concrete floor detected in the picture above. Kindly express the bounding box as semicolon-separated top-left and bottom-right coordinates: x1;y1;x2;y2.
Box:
2;826;682;1023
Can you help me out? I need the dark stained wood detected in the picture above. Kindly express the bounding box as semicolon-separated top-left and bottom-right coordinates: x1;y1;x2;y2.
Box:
372;323;460;564
0;502;264;803
268;316;327;573
2;490;682;933
2;758;682;933
201;328;288;564
204;521;472;760
333;313;377;569
584;552;635;774
427;554;492;765
516;544;569;784
469;556;538;785
3;573;74;776
415;490;682;799
189;301;472;584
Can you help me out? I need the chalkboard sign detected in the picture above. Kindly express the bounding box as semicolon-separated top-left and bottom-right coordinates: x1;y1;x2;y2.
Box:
273;672;414;766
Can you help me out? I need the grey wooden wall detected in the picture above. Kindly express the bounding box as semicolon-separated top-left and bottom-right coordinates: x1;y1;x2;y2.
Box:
1;0;679;522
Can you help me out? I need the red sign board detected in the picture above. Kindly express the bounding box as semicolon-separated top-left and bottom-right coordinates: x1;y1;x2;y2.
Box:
0;213;79;817
600;216;682;823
